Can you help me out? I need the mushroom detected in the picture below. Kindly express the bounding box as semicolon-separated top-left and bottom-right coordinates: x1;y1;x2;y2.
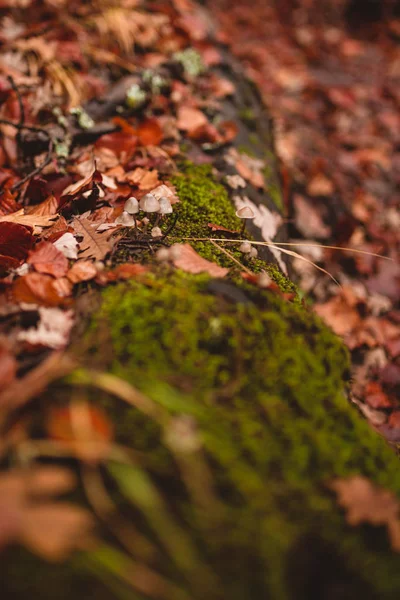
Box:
156;247;171;262
151;226;162;238
249;247;258;258
124;196;140;232
235;205;255;234
257;272;272;289
115;211;136;226
239;242;252;254
158;196;173;215
139;193;160;213
124;196;139;214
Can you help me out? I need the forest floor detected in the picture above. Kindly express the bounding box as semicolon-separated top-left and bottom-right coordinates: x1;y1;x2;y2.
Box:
215;0;400;441
0;0;399;592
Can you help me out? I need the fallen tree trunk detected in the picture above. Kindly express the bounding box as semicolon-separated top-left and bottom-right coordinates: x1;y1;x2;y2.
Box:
1;1;400;600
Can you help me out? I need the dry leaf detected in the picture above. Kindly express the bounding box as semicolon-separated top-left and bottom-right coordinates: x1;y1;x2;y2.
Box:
12;273;70;306
314;295;361;336
125;167;160;190
73;217;115;261
177;106;208;132
28;241;69;278
172;244;229;277
330;476;400;551
0;466;94;561
0;210;58;234
0;344;17;391
67;261;98;284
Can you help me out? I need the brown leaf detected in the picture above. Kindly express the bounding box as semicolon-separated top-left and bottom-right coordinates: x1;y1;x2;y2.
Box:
67;261;98;284
47;403;113;462
21;502;94;561
0;465;93;560
172;244;229;277
28;194;59;216
177;106;208;133
329;476;400;551
125;167;160;190
0;221;34;266
28;241;69;278
12;273;69;306
137;118;163;146
0;344;17;391
73;217;114;261
0;211;58;235
314;295;361;337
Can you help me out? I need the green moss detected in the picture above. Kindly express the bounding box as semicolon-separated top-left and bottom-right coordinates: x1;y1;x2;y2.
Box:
77;271;400;600
262;164;284;212
171;163;296;294
239;107;256;123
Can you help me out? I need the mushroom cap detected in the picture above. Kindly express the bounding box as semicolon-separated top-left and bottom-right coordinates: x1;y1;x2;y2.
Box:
249;247;258;258
151;226;162;238
235;206;255;219
139;193;160;213
124;196;139;214
158;196;173;215
115;211;136;226
239;242;252;253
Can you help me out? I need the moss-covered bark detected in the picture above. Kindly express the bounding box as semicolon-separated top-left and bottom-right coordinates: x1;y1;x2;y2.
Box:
3;166;400;600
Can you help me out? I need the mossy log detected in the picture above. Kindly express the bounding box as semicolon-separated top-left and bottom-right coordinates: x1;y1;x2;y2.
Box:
2;4;400;600
3;164;400;600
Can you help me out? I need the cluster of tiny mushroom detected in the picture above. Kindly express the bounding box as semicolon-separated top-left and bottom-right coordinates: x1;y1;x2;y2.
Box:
235;205;258;257
116;193;173;238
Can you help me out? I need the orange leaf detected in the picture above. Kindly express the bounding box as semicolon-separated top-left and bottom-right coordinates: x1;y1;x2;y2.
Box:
28;242;69;278
67;261;98;284
176;106;208;133
172;244;229;277
137;118;163;146
12;273;69;306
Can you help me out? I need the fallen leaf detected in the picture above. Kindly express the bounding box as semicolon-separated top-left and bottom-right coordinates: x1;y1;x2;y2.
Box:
0;466;94;561
137;118;163;146
177;106;208;133
0;221;34;272
307;173;334;196
28;194;59;216
294;194;331;239
67;261;98;284
329;476;400;551
125;167;160;190
12;273;70;306
47;403;113;462
0;210;58;234
172;244;229;277
73;217;115;261
0;344;17;391
28;242;69;278
314;295;361;336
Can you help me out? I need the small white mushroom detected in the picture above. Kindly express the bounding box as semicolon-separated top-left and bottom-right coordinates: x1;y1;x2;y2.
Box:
239;242;252;254
155;248;171;262
257;272;272;288
235;206;255;219
124;196;139;214
249;247;258;258
115;211;136;226
139;193;160;213
236;205;255;233
158;196;173;215
151;226;162;238
170;244;182;260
